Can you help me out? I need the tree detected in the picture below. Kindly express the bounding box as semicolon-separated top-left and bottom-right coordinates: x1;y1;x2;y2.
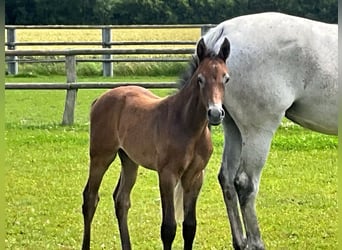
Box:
5;0;337;24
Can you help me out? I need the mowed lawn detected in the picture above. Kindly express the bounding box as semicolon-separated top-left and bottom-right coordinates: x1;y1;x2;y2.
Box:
5;85;337;249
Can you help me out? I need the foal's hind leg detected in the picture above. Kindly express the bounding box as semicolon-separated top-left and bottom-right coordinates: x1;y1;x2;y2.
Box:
82;152;117;250
113;149;139;250
181;170;204;250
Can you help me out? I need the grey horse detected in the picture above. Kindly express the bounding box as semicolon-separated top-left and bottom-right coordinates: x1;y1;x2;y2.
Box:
200;12;337;249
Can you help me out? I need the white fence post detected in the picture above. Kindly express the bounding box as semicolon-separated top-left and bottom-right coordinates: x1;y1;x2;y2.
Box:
62;55;78;125
102;27;113;77
7;27;18;75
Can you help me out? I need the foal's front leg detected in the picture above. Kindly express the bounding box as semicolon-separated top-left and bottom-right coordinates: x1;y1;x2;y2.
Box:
182;170;203;250
158;170;178;250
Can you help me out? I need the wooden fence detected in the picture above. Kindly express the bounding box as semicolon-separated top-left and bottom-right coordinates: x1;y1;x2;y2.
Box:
5;50;184;125
5;24;216;125
5;24;214;76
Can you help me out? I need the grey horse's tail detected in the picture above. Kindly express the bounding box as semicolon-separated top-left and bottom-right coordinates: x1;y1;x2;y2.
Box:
203;25;226;53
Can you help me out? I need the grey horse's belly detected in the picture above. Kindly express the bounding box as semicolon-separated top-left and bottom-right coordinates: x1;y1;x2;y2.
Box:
285;94;338;135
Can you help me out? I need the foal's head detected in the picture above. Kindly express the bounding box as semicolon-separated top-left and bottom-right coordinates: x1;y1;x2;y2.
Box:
195;37;230;125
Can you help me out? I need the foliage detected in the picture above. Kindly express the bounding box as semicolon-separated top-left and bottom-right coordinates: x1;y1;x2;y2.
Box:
5;87;337;249
5;0;337;25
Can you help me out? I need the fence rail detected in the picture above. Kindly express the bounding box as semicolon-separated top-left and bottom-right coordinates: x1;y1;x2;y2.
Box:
5;47;195;66
5;48;195;56
5;41;196;47
5;82;178;90
5;24;214;29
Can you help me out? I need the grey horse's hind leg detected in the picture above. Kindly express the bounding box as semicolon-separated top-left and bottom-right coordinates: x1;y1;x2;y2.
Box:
219;112;278;250
234;128;275;250
218;113;246;249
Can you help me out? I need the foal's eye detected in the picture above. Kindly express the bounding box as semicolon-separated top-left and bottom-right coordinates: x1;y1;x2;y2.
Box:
197;74;205;87
223;73;230;85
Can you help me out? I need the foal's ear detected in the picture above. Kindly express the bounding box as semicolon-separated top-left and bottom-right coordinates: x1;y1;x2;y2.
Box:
196;38;207;61
218;37;230;62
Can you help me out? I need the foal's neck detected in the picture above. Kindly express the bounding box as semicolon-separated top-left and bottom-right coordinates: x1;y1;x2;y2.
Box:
171;78;208;133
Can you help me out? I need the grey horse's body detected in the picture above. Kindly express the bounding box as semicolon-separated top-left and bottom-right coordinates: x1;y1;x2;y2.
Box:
201;12;337;249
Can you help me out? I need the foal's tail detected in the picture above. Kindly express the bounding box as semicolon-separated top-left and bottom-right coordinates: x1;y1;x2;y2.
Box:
174;180;184;222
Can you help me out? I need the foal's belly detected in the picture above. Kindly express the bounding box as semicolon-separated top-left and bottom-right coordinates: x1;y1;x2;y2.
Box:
119;126;211;174
120;142;196;172
120;145;159;171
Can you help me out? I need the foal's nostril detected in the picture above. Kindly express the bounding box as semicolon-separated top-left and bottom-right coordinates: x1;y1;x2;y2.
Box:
220;108;225;118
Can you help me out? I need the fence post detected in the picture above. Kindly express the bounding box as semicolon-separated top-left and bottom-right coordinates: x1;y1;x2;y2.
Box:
62;55;78;125
102;27;113;77
7;27;18;75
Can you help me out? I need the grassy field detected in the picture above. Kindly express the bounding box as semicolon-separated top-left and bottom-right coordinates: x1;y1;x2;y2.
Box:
5;82;337;249
11;28;200;49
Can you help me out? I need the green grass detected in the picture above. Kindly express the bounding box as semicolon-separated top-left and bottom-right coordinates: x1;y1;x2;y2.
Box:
5;74;178;83
8;61;188;77
5;85;337;249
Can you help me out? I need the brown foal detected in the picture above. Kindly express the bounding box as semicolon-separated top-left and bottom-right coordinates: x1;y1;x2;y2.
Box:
82;37;230;250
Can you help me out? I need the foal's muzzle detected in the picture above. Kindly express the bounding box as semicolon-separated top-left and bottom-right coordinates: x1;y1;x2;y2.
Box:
208;104;225;126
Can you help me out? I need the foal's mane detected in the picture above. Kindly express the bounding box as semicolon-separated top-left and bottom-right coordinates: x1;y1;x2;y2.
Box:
178;50;220;89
